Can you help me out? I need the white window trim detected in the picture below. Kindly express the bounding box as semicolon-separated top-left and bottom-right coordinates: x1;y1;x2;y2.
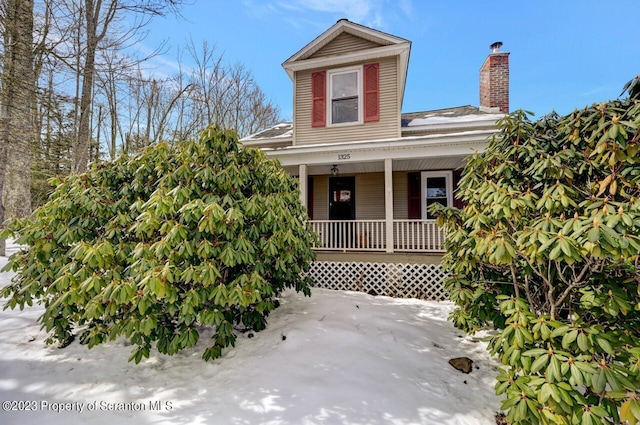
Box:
421;171;453;220
326;66;363;127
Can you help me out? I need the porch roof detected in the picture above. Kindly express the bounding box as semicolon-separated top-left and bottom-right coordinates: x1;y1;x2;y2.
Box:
262;128;496;175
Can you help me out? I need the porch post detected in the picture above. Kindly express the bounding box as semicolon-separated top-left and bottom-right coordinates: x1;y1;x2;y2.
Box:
298;164;308;210
384;158;394;253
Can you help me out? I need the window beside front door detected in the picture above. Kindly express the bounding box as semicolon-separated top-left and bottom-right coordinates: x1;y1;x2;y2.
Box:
421;171;453;219
329;68;361;125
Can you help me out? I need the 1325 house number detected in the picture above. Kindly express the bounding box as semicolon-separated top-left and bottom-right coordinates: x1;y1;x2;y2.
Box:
338;154;350;160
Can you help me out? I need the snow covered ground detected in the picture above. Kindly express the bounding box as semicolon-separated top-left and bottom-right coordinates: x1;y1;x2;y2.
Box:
0;241;502;425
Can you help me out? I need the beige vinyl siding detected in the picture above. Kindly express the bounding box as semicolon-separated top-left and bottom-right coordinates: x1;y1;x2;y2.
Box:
310;33;381;58
355;173;384;219
312;176;329;220
393;171;408;219
294;56;400;145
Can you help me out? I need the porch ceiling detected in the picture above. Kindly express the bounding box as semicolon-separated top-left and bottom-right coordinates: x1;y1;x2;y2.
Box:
284;156;467;176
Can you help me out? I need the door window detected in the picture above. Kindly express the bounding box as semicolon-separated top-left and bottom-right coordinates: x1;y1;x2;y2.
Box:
329;177;356;220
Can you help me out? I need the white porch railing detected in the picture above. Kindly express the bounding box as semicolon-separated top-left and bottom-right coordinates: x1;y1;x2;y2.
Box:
311;220;387;251
310;219;446;252
393;220;446;252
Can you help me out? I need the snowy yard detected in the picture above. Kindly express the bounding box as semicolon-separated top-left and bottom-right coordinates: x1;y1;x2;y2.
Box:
0;242;502;425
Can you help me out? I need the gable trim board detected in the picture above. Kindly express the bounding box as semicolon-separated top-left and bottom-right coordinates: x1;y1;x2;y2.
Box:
284;19;410;65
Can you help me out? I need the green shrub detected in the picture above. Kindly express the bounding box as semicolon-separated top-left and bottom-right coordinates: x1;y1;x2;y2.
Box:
1;126;316;363
433;77;640;425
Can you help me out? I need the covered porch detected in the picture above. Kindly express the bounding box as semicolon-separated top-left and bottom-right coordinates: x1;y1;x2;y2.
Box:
263;131;491;254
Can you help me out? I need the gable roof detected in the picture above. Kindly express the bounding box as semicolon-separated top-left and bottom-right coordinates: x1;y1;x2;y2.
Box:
282;19;411;105
284;19;410;63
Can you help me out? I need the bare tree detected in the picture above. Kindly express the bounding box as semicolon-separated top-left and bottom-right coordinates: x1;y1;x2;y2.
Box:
95;46;129;160
182;40;282;138
224;62;281;137
0;0;36;255
32;68;74;207
72;0;184;173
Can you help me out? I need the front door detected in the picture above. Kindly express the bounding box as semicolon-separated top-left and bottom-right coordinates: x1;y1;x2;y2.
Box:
329;176;355;220
329;177;355;248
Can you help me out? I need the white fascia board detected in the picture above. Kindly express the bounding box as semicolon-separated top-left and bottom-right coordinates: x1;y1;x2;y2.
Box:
283;43;410;80
241;137;293;147
402;115;504;133
263;130;496;166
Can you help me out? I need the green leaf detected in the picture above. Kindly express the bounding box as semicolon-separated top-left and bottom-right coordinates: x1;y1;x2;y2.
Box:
562;329;578;349
577;332;590;352
539;382;553;403
549;244;563;260
596;337;615;355
551;326;570;339
581;411;593;425
570;363;584;387
575;361;597;375
523;348;547;357
593;368;606;393
531;354;550;373
547;355;562;382
138;298;149;315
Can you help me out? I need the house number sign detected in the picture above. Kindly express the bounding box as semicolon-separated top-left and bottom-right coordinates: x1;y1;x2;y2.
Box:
337;153;350;160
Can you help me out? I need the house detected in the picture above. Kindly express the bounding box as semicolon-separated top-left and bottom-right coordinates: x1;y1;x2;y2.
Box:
241;19;509;300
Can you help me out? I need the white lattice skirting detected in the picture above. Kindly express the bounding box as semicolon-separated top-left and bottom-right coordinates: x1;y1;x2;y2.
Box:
308;261;448;301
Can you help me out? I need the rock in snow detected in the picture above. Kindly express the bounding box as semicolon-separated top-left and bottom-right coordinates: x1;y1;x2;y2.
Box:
448;357;474;374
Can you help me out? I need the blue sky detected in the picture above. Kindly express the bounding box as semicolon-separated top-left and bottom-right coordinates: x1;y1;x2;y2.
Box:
142;0;640;121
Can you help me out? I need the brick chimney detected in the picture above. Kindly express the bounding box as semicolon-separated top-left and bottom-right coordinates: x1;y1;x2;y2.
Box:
479;42;509;113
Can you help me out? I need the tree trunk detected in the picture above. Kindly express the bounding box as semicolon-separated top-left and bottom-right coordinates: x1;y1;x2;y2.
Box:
72;0;100;174
0;138;5;256
0;0;36;255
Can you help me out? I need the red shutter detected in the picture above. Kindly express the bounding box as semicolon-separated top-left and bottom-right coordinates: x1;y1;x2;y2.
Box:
307;176;314;219
408;172;421;219
311;71;326;127
453;168;465;209
363;63;379;122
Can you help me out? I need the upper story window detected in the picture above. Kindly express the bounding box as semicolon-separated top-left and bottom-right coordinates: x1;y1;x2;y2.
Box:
329;68;361;125
311;63;379;128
